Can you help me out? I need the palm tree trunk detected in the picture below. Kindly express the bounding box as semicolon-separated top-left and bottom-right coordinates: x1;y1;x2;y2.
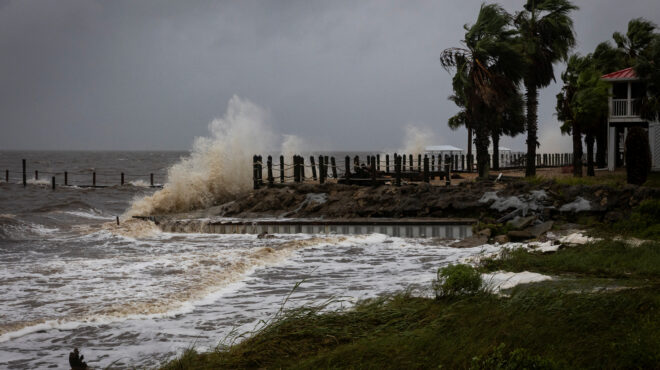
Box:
596;121;607;168
476;123;490;179
572;124;583;177
491;132;500;170
525;82;538;177
467;127;473;172
586;133;595;176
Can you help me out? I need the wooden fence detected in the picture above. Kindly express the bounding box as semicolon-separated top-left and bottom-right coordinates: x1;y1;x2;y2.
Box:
252;152;576;188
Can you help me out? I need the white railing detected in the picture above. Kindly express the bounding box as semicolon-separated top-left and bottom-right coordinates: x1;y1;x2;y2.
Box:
611;99;641;117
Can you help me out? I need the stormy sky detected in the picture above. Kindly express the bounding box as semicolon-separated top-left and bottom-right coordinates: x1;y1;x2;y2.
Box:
1;0;659;152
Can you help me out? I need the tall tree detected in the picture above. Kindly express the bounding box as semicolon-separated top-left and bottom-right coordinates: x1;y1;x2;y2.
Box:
635;33;660;122
556;55;608;177
441;3;524;178
515;0;578;177
613;18;657;65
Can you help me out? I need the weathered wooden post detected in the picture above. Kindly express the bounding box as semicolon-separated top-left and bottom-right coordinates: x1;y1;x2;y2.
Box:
300;156;305;180
258;155;264;185
331;157;337;179
354;155;360;168
376;154;380;172
454;155;459;171
319;155;325;184
267;155;274;185
280;155;285;183
93;172;96;187
385;154;390;173
402;154;406;169
5;169;8;183
370;156;376;186
409;154;413;172
51;176;55;190
22;159;26;187
120;172;124;186
461;155;465;171
445;164;451;186
423;155;429;183
65;171;68;186
35;170;38;181
150;173;154;187
293;155;300;183
310;156;317;181
417;154;422;172
344;155;351;182
395;155;401;187
253;155;259;189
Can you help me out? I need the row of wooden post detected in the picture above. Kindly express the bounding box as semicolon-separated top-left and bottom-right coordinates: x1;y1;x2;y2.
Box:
11;159;156;189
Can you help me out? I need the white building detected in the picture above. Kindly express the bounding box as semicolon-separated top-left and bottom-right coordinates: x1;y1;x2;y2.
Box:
601;67;660;171
425;145;464;170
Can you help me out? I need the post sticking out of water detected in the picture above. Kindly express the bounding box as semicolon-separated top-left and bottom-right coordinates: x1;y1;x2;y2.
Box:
116;216;120;226
324;156;329;178
395;155;401;187
293;156;300;183
65;171;68;186
331;157;337;179
120;172;124;186
402;154;406;169
35;170;38;181
150;173;154;187
310;156;317;181
279;155;285;183
51;176;55;190
5;169;8;183
423;155;429;183
22;159;26;187
92;172;96;187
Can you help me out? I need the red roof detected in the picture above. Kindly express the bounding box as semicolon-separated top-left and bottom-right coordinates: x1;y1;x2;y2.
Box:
601;67;637;81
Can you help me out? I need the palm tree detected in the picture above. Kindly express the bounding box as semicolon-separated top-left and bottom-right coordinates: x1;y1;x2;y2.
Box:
441;3;524;178
491;91;525;170
613;18;657;65
515;0;578;177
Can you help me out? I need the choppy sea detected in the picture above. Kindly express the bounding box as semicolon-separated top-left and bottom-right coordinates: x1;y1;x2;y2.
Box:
0;151;494;369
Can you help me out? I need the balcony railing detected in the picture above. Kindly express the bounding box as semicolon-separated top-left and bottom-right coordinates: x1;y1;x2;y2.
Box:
611;99;641;117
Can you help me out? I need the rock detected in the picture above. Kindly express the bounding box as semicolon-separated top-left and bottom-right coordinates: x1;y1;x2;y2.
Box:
477;228;492;238
451;235;488;248
507;215;536;230
494;234;509;244
525;221;554;238
507;230;535;241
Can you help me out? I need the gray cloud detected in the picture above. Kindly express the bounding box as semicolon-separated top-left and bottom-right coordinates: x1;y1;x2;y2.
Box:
1;0;659;152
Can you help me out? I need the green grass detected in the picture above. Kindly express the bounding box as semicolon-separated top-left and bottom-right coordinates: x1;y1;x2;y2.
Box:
161;285;660;369
521;171;660;188
605;199;660;240
481;239;660;280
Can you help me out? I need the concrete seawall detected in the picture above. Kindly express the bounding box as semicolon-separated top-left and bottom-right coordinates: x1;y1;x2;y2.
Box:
134;217;476;239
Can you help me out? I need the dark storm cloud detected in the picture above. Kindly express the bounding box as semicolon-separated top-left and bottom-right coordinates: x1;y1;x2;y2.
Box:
1;0;659;151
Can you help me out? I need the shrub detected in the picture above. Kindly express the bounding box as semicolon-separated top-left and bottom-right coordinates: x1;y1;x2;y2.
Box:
433;264;483;298
625;126;652;185
470;343;558;370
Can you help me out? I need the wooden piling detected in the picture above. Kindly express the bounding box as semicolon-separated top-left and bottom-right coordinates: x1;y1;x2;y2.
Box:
409;154;413;172
257;155;263;185
423;155;429;183
253;155;259;189
51;176;55;190
22;159;26;187
280;155;285;183
370;156;376;186
93;172;96;187
331;157;337;179
345;155;351;182
300;156;305;180
310;156;317;181
150;173;154;187
417;154;422;172
431;155;435;172
324;156;330;178
318;155;325;184
267;155;274;185
354;155;359;168
5;169;8;183
120;172;124;186
65;171;68;186
376;154;380;171
293;156;300;183
35;170;38;180
385;154;390;173
402;154;406;169
445;164;451;186
395;155;401;187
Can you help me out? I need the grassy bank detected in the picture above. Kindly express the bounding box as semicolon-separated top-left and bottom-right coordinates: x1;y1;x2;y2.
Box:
162;238;660;369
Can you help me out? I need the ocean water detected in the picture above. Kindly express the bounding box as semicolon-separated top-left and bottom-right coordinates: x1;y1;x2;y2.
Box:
0;151;495;369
